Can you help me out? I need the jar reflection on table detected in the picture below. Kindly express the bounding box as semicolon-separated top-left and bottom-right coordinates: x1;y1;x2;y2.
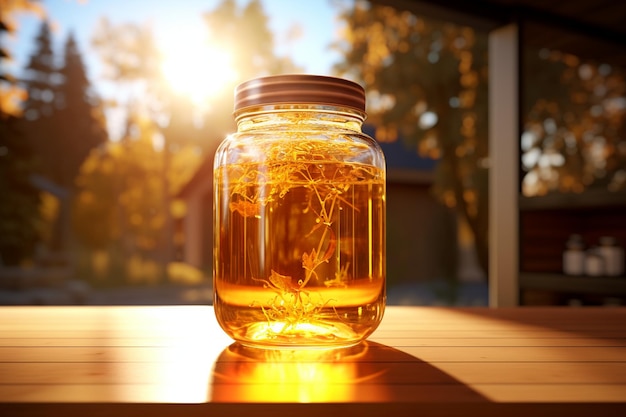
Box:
210;342;390;403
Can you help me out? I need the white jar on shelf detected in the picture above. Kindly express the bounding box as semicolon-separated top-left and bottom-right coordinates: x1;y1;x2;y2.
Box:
598;236;625;277
563;234;585;276
585;248;605;277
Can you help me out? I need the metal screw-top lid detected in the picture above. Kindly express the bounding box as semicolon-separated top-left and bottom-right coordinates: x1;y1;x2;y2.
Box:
234;74;366;113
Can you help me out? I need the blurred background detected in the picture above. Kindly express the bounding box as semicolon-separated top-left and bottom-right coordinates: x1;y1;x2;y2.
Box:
1;0;624;306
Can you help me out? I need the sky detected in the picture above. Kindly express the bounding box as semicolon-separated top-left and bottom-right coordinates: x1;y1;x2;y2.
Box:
8;0;345;74
5;0;348;138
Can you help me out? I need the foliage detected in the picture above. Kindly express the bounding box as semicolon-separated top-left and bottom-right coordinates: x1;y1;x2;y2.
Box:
90;0;301;147
0;0;43;33
334;1;489;275
83;0;301;281
91;17;161;83
521;50;626;196
200;0;303;141
74;114;166;252
203;0;299;79
72;111;203;284
0;116;41;265
0;0;44;117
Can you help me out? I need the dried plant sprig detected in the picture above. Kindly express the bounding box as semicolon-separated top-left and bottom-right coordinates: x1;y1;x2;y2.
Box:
226;131;379;333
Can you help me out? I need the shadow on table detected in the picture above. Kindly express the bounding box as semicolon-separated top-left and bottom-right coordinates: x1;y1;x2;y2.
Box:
447;307;626;343
210;341;487;403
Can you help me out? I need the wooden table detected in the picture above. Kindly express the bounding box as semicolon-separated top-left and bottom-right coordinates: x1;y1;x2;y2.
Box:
1;306;625;416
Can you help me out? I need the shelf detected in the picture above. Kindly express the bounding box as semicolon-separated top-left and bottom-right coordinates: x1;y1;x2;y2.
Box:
519;190;626;305
519;272;626;296
519;189;626;211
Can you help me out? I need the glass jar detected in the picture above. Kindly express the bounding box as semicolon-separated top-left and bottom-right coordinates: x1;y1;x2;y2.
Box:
563;234;585;276
598;236;625;276
213;74;386;349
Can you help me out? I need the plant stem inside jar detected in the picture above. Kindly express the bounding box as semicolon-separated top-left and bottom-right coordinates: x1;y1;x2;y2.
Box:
214;139;385;347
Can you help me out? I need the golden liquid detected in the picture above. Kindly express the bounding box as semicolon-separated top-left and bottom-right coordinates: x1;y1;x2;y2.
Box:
214;154;385;348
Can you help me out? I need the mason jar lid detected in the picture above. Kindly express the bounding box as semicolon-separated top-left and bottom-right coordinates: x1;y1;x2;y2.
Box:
234;74;366;113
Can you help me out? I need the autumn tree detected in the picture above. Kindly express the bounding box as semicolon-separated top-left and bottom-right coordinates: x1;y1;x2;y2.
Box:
200;0;302;139
335;2;490;275
521;49;626;196
0;0;44;117
73;113;165;281
83;0;300;280
91;0;301;149
204;0;298;79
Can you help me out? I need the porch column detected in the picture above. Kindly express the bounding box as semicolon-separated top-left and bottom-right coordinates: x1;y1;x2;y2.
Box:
488;23;520;307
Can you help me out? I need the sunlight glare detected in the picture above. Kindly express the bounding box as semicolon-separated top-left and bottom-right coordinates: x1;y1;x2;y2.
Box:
160;29;238;105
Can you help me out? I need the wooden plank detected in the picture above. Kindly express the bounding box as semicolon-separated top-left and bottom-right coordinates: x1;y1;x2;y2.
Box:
2;335;625;348
433;362;626;384
0;345;224;363
0;337;195;347
377;306;618;336
0;362;211;385
0;331;626;348
2;402;624;417
0;402;624;417
3;361;626;385
372;337;626;347
1;382;625;404
3;328;626;340
471;383;626;402
394;346;626;362
1;344;624;365
0;383;209;403
0;383;488;403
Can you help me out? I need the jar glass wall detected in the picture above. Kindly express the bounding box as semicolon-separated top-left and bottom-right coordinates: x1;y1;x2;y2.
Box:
213;75;386;348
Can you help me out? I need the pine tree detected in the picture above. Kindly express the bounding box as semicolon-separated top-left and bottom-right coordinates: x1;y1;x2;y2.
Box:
20;23;108;253
0;116;41;266
21;20;58;181
0;4;44;265
55;32;108;188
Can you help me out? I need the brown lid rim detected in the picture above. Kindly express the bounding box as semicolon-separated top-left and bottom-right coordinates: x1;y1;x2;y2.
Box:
234;74;366;113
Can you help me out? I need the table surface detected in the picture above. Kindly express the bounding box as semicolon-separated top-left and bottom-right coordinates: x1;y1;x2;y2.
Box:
1;305;625;416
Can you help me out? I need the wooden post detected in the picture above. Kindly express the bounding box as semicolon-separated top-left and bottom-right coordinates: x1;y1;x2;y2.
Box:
488;23;520;307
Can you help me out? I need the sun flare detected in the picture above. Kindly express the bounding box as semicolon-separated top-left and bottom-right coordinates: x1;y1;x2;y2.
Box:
159;29;238;105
